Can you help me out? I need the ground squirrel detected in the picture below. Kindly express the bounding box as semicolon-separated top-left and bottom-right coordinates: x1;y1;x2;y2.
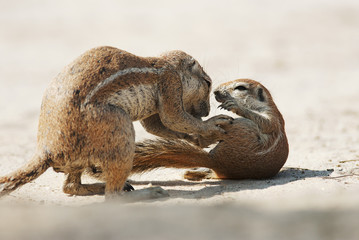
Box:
122;79;289;180
0;46;231;199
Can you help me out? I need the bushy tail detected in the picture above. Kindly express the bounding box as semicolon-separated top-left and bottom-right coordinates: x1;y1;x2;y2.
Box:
0;155;50;197
132;138;213;174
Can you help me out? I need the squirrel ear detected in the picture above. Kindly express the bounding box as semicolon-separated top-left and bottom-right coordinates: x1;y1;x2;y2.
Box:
257;88;265;102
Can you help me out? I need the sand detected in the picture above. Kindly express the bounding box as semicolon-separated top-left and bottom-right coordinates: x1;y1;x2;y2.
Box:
0;0;359;239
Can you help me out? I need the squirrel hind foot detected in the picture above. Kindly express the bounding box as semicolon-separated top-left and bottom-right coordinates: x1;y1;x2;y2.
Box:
184;168;215;181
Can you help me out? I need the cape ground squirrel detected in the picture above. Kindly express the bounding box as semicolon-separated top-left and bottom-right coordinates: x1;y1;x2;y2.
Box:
124;79;289;180
0;46;231;199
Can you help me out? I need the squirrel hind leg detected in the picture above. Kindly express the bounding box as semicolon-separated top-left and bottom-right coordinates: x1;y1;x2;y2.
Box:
83;167;134;192
63;172;106;196
63;172;134;196
184;168;215;181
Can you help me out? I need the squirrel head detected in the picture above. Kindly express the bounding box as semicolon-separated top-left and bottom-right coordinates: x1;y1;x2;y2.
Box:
161;50;212;118
214;79;275;113
160;50;212;89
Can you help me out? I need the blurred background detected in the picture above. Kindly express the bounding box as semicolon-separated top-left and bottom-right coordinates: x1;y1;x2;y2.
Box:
1;0;358;120
0;0;359;239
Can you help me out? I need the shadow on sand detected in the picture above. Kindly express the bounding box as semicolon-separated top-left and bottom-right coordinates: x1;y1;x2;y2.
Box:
128;167;334;200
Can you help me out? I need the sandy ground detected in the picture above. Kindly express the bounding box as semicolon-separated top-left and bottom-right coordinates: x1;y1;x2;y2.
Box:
1;0;359;239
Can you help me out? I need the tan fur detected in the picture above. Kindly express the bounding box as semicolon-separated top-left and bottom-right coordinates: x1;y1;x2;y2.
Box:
0;46;231;199
125;79;289;180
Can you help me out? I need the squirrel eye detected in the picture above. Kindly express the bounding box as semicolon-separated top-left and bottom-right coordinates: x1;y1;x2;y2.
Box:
258;88;265;102
235;85;247;91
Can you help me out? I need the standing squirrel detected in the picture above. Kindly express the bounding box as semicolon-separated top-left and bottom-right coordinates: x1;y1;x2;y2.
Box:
125;79;289;180
0;46;231;199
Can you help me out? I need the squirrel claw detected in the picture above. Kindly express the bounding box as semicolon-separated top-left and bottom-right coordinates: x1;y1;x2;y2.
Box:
123;181;134;192
218;100;238;112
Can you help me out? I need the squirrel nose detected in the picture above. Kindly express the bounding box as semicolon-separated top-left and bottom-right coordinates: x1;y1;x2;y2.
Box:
214;90;225;102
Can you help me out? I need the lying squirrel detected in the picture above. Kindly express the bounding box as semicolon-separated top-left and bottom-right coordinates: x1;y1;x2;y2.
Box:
0;46;231;199
129;79;289;180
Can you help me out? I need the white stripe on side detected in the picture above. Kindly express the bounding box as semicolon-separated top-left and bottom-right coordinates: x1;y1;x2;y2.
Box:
83;67;164;106
255;132;283;156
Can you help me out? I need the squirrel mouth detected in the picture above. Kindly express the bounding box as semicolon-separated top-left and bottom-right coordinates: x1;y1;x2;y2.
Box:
214;90;230;103
215;95;224;103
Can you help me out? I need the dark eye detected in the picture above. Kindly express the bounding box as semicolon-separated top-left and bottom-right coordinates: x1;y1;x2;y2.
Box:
235;85;247;91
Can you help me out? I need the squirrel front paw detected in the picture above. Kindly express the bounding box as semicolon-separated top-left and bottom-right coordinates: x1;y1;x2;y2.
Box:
218;99;239;113
202;116;232;136
205;114;233;127
194;115;233;148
